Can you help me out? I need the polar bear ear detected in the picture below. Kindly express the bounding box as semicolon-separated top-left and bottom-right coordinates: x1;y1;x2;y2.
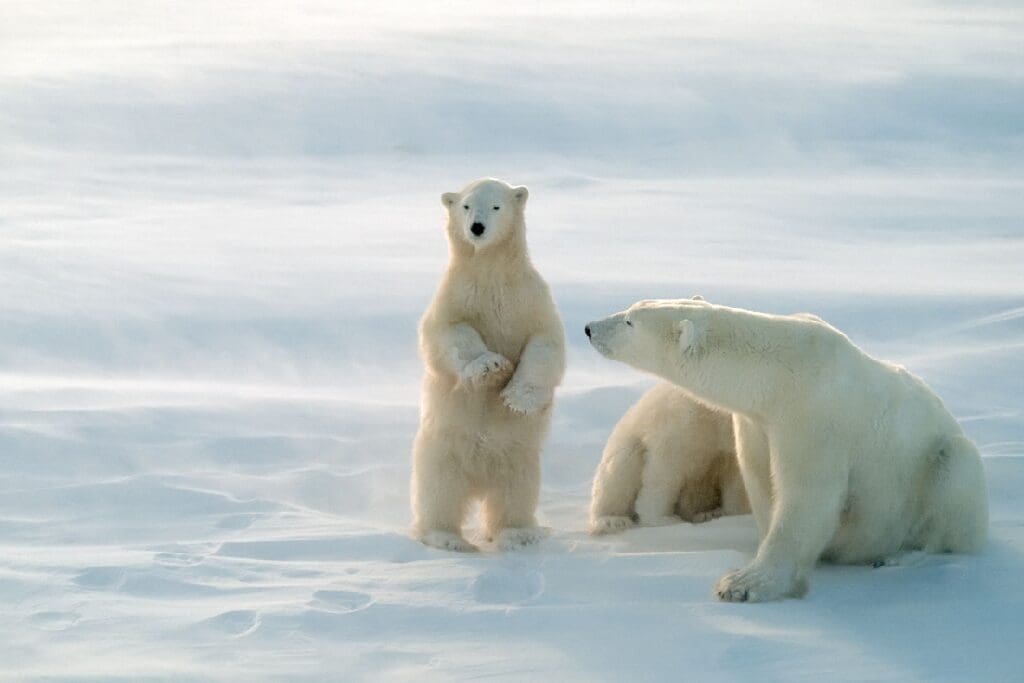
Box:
676;319;702;354
691;294;704;301
512;186;529;206
441;192;459;208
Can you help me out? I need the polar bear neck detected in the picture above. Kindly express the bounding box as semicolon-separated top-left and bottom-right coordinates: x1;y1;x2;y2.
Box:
667;310;814;420
670;349;783;421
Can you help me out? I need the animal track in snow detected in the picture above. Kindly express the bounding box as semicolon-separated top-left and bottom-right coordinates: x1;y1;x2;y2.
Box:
310;590;373;613
29;611;81;631
202;610;262;638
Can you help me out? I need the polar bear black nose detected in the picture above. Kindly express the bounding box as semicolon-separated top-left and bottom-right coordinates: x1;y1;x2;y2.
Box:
585;325;591;338
471;222;485;236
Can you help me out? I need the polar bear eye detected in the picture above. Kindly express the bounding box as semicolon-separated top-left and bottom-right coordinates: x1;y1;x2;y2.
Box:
492;206;500;211
625;320;633;327
462;205;469;211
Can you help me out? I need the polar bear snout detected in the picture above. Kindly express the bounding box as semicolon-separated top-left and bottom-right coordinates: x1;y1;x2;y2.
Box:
470;221;486;236
585;318;617;357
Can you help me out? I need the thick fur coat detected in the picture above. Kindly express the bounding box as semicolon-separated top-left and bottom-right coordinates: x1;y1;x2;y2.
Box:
411;178;565;552
587;298;987;601
590;381;748;535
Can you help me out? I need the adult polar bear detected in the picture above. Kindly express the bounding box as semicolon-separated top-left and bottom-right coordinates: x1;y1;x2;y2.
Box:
586;299;987;601
412;178;565;552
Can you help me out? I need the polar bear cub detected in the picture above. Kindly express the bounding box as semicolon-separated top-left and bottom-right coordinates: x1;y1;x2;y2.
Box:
411;178;566;552
590;381;748;535
587;299;987;601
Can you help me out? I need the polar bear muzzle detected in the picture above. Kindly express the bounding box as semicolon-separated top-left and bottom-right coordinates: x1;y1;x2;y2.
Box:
584;316;622;358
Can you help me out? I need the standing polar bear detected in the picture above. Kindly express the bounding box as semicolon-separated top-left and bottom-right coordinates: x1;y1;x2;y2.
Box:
411;178;565;552
590;381;748;535
586;299;988;601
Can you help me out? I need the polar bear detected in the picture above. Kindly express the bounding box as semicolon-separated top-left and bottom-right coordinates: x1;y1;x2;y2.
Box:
411;178;566;552
586;299;988;601
590;381;748;535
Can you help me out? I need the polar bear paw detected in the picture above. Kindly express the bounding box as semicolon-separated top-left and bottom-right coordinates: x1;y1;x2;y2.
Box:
420;530;479;553
714;562;806;603
690;507;724;524
460;352;512;387
637;513;683;528
501;383;552;415
590;515;636;535
495;527;549;551
872;551;929;568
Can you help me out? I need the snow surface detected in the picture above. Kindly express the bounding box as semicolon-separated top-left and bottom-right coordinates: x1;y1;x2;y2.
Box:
2;1;1023;681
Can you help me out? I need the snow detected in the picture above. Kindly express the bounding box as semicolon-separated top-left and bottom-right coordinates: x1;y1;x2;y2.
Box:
2;1;1023;680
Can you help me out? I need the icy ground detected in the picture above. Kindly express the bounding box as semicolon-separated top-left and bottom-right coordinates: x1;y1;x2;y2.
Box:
2;2;1023;681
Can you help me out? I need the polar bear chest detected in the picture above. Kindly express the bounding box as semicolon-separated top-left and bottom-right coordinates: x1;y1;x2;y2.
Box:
463;298;533;361
453;273;544;362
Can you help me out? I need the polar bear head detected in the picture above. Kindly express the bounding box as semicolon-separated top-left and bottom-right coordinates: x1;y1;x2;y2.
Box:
587;297;833;416
442;178;529;253
586;297;713;376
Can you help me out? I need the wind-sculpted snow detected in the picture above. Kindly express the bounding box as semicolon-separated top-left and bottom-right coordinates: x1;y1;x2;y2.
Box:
2;1;1023;680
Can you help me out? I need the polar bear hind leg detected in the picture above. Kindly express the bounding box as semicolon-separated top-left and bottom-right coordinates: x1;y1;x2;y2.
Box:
482;449;544;550
920;435;988;554
411;432;477;551
677;467;721;523
589;434;644;535
634;432;696;527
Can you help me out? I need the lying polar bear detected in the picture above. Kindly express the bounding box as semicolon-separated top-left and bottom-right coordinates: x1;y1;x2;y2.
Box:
586;298;988;602
590;381;748;535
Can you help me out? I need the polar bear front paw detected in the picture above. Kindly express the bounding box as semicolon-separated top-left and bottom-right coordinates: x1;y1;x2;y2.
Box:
714;562;805;603
637;513;683;528
496;527;549;551
460;352;512;387
590;515;636;535
501;383;552;415
420;530;479;553
690;507;724;524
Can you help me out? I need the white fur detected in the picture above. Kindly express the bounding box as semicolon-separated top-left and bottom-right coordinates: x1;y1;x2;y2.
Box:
411;178;566;551
590;381;749;535
587;299;988;601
